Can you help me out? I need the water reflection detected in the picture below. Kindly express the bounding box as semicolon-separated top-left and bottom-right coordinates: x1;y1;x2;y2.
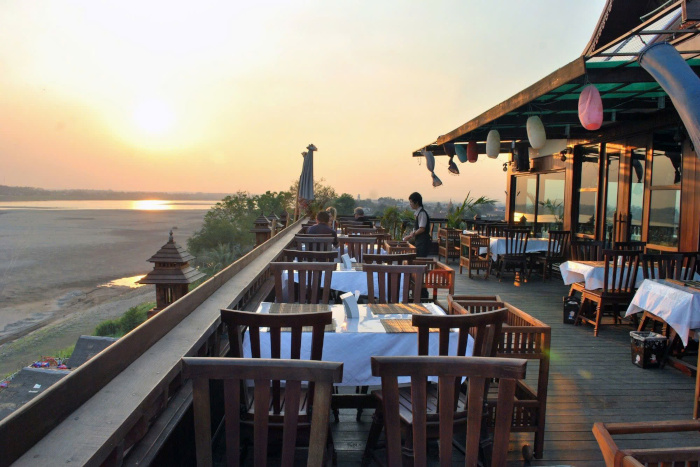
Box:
131;200;172;210
100;275;146;288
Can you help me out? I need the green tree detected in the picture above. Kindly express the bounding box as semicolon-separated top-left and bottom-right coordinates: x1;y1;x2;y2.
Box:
255;190;293;218
382;206;415;240
187;191;257;255
332;193;356;215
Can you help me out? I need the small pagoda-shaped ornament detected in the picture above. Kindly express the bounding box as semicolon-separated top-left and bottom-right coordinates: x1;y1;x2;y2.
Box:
250;214;272;246
138;231;205;318
278;210;288;229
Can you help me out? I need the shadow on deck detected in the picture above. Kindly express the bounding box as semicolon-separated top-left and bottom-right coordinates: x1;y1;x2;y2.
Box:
330;265;700;466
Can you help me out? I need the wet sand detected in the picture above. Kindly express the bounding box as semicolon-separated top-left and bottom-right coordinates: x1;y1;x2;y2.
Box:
0;208;206;374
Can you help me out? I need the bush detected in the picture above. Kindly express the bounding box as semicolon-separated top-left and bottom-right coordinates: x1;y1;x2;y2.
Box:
93;302;154;338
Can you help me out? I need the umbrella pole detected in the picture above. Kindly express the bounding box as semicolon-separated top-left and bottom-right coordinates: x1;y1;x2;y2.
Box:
294;190;301;222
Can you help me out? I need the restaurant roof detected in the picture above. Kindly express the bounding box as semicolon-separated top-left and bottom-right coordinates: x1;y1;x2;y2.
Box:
414;0;700;157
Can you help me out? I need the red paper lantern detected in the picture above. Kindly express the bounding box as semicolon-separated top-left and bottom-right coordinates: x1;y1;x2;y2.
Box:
578;84;603;130
467;141;478;163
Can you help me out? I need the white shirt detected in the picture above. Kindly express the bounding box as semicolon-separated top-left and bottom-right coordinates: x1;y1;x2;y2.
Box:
414;207;428;229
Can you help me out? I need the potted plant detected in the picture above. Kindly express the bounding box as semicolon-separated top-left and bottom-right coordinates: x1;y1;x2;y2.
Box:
446;192;496;230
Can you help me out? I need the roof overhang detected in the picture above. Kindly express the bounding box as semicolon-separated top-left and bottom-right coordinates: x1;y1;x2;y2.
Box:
415;0;700;158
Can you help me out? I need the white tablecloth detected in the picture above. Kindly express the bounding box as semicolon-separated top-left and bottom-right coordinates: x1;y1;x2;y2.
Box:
488;237;550;262
242;303;466;386
625;279;700;346
284;265;403;297
560;261;698;290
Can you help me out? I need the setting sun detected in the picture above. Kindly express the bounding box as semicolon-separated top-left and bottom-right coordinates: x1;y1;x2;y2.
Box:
133;99;175;135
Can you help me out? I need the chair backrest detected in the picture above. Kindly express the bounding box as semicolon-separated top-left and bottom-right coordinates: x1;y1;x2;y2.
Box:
294;236;335;252
339;221;366;234
364;264;425;304
450;300;506;316
640;253;685;280
546;230;571;258
681;252;699;280
461;234;490;257
294;233;334;237
182;357;342;467
486;223;510;237
412;308;507;358
612;240;646;252
503;228;529;255
371;355;526;467
282;249;337;263
571;240;605;261
338;236;378;262
270;262;335;304
363;253;416;265
346;226;382;236
602;249;641;294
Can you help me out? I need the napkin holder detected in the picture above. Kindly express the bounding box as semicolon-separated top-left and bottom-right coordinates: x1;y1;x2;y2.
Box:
340;291;359;319
341;253;354;270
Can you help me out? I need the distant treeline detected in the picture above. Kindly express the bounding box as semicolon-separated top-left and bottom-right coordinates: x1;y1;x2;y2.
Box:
0;185;228;201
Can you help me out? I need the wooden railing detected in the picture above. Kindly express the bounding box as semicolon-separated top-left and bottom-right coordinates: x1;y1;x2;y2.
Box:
0;219;305;467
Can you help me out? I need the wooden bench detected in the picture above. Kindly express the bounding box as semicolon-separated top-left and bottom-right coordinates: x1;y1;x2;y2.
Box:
447;295;551;460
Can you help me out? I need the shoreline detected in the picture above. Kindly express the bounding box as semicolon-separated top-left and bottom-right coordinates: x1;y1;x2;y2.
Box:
0;208;207;374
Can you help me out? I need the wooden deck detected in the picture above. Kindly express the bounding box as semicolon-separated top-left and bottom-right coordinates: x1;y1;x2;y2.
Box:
330;265;700;466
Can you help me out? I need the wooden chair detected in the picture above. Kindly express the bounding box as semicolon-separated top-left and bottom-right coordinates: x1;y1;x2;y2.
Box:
384;240;416;255
270;262;335;304
414;258;455;304
294;235;335;252
681;251;699;280
640;253;685;280
282;249;337;263
367;355;526;466
437;228;461;264
568;240;606;297
459;234;491;279
363;309;508;465
485;223;509;237
182;357;342;467
218;308;335;465
339;221;366;234
448;297;551;459
612;240;646;252
496;228;530;282
363;264;425;304
531;230;571;281
575;249;641;336
338;236;378;263
593;419;700;467
363;253;416;265
346;226;383;236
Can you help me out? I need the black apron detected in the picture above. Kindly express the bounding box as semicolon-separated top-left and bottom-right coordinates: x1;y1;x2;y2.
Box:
414;207;430;258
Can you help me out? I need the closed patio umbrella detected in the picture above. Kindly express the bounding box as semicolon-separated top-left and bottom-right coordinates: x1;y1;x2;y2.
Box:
295;144;317;220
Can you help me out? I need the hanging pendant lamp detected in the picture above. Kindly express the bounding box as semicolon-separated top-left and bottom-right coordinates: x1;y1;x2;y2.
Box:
467;141;478;163
578;84;603;130
526;116;547;149
448;156;459;174
431;172;443;187
455;144;468;163
486;130;500;158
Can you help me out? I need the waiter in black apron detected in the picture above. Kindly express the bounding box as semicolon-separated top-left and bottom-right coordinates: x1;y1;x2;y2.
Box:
403;192;430;258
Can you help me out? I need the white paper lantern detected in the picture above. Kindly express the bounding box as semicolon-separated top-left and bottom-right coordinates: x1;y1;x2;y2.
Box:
422;150;435;172
486;130;500;158
526;116;547;149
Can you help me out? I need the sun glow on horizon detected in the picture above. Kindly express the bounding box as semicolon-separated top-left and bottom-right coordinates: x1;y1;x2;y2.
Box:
131;200;173;210
133;99;175;135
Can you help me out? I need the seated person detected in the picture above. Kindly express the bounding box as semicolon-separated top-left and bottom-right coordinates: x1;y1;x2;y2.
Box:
307;211;338;246
354;207;372;226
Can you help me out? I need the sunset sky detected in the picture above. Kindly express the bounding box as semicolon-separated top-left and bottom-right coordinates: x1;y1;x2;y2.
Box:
0;1;605;203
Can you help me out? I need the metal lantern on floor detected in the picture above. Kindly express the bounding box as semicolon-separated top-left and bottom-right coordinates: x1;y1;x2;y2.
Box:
578;85;603;130
467;141;478;163
486;130;500;158
527;116;547;149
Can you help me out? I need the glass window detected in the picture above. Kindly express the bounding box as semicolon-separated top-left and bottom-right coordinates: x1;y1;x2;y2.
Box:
537;171;565;236
629;147;646;241
604;145;621;243
651;129;682;186
648;190;680;247
514;175;537;226
576;144;600;235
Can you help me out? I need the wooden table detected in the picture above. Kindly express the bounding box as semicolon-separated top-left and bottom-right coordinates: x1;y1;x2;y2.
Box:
244;302;463;418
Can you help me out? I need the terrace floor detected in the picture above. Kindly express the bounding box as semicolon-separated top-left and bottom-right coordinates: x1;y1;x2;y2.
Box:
329;263;700;466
